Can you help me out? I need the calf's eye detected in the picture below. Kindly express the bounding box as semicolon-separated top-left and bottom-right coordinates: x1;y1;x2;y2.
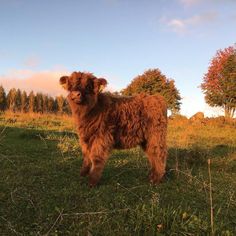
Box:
86;84;93;90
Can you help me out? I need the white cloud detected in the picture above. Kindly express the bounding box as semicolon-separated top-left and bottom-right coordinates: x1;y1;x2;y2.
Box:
179;0;203;7
186;12;217;25
167;19;186;34
0;69;116;97
179;0;236;7
2;69;36;79
0;69;68;96
162;11;218;34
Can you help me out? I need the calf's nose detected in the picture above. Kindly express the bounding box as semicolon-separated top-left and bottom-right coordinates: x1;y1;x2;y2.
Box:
74;91;81;97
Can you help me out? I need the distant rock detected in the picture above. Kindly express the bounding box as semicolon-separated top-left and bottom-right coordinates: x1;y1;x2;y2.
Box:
190;112;204;122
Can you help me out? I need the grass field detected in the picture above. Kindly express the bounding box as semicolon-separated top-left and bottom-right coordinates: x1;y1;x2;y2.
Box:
0;112;236;235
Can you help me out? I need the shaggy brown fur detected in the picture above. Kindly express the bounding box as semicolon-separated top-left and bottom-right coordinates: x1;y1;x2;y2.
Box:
60;71;168;187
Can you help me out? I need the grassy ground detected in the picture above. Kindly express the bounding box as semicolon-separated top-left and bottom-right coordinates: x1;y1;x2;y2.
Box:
0;112;236;235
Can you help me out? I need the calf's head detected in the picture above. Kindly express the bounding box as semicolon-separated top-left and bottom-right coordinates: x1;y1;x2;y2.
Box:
60;71;107;109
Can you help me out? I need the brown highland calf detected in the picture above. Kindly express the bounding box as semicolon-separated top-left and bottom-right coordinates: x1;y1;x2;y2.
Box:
60;71;168;187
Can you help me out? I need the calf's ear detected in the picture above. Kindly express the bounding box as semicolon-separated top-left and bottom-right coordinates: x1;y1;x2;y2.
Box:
59;76;69;90
97;78;108;92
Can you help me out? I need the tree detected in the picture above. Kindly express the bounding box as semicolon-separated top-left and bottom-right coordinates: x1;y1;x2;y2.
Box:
28;91;36;113
0;86;69;115
122;69;181;113
7;88;17;111
56;95;65;114
42;94;49;113
15;89;22;112
64;99;71;115
21;91;28;113
35;93;43;113
201;46;236;118
48;96;55;113
0;85;7;111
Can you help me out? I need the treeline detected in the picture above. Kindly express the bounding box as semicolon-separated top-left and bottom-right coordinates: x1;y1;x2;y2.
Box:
0;85;70;114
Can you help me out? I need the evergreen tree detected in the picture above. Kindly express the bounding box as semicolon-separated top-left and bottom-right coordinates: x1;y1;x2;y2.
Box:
56;95;65;114
15;89;22;112
35;93;43;113
28;91;36;113
54;98;59;113
48;96;55;113
1;86;69;115
64;99;71;115
0;85;7;111
42;94;49;113
21;91;28;113
7;88;17;111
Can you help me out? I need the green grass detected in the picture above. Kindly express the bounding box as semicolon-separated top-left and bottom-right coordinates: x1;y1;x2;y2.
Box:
0;113;236;235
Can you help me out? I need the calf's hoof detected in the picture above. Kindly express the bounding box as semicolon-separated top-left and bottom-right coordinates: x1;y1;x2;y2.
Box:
149;172;163;185
88;176;100;187
80;167;90;177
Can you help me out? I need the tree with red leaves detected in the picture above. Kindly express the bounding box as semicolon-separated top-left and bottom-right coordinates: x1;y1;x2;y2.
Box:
201;46;236;118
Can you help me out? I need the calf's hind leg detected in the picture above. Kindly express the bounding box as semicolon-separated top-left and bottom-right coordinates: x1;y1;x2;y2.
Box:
144;133;167;184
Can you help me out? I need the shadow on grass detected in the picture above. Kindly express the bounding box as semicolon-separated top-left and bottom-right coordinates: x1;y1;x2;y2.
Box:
168;144;235;166
1;126;236;235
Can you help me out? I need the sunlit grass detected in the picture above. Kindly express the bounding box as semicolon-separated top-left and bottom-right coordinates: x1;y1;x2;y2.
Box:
0;112;235;235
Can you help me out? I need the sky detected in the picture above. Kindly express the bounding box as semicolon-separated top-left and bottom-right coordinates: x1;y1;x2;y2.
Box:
0;0;236;117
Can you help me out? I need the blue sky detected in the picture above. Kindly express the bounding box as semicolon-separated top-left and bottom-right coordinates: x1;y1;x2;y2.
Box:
0;0;235;116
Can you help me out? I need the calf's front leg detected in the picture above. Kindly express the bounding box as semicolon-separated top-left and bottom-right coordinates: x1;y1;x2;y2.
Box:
80;157;91;177
88;144;110;187
80;143;91;177
88;156;106;187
